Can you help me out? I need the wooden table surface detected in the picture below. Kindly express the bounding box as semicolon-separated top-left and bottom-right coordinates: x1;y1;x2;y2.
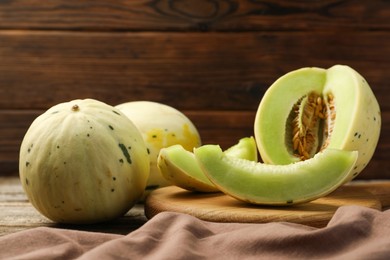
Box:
1;177;389;237
0;177;148;237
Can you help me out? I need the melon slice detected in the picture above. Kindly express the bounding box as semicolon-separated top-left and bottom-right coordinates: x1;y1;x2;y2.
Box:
158;137;257;192
194;145;358;205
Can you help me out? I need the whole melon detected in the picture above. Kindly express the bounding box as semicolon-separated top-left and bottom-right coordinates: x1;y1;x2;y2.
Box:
19;99;150;224
115;101;201;193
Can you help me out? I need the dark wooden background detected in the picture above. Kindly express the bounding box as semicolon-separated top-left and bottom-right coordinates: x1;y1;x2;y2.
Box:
0;0;389;179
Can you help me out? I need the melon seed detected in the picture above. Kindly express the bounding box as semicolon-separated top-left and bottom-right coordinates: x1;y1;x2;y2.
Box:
290;92;336;160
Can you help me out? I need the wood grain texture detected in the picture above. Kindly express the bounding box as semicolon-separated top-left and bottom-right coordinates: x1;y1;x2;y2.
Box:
1;31;389;110
0;0;389;180
0;177;147;237
0;0;388;31
346;180;390;209
1;109;388;179
0;110;256;176
0;177;388;236
145;185;382;228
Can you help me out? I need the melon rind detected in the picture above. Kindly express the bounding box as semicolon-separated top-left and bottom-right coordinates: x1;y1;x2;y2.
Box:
323;66;381;180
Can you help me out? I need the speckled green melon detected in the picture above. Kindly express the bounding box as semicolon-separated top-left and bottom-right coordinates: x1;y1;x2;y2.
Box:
255;65;381;181
19;99;150;224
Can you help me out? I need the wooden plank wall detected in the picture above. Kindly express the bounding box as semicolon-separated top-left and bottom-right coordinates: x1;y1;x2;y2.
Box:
0;0;389;179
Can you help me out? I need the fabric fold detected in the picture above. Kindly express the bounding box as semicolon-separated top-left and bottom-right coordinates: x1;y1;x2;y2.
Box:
0;205;389;260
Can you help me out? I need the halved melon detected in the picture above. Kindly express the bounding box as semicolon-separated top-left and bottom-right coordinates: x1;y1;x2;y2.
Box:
254;65;380;181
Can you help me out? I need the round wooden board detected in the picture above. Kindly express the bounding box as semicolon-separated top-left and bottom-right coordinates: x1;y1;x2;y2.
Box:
145;185;382;228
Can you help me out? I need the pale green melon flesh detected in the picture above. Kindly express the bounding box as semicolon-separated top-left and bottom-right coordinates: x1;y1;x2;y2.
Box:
255;67;326;164
195;145;358;205
255;65;381;181
224;137;258;162
158;137;257;192
158;144;217;192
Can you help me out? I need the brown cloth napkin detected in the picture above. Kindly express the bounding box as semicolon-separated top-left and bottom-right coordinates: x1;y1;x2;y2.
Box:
1;205;389;260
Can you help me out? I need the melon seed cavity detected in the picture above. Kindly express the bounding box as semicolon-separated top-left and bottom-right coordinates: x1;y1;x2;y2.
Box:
288;92;336;160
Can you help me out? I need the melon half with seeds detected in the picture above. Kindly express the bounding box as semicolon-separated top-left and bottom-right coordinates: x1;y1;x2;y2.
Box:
255;65;381;181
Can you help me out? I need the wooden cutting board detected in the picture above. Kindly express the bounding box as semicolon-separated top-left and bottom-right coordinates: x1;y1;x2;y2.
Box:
144;185;382;228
